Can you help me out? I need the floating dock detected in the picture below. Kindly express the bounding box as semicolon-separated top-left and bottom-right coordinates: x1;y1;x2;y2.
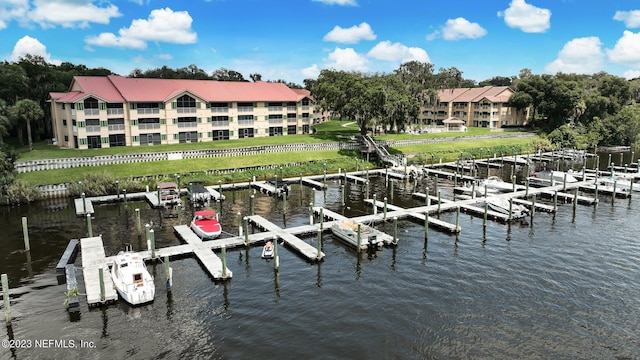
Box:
80;236;118;306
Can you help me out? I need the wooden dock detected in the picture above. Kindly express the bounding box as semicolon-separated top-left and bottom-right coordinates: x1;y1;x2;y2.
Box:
203;186;226;201
363;199;461;233
301;177;327;189
80;236;118;306
247;216;324;260
173;225;233;279
74;198;94;216
313;207;396;245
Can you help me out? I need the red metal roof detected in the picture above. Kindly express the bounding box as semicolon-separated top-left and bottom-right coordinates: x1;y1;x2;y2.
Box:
55;75;310;103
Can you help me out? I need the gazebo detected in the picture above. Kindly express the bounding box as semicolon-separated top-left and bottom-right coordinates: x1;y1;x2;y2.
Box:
442;117;466;132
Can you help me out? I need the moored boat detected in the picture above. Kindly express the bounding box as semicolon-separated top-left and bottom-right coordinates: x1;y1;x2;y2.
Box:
190;210;222;239
528;170;578;186
110;250;155;306
479;176;525;193
261;241;274;259
330;220;382;249
485;197;529;219
158;182;181;207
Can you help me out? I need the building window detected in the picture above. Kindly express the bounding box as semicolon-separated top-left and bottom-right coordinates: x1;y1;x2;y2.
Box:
238;115;254;126
63;119;67;126
287;125;296;135
109;134;126;147
177;95;196;113
137;102;160;115
211;116;229;127
210;102;229;113
86;119;100;133
140;133;161;146
178;131;198;143
239;128;254;138
139;118;160;130
212;130;229;141
237;102;253;112
87;135;102;149
269;127;283;136
108;118;125;131
177;117;197;128
84;97;99;116
107;103;124;115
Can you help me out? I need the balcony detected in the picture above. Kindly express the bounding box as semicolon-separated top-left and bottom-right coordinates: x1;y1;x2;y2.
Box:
287;106;296;111
268;119;283;125
139;123;160;130
211;107;228;113
108;124;125;131
177;122;197;128
86;125;101;133
211;120;229;127
138;108;160;115
301;118;310;124
84;109;99;116
268;106;283;112
238;106;253;112
238;119;254;126
107;108;124;116
177;107;196;114
287;118;297;123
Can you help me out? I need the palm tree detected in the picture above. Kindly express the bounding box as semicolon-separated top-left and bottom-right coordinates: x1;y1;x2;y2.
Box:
0;99;10;145
10;99;43;151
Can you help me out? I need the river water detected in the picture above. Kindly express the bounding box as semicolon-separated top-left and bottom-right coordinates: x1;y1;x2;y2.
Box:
1;152;639;360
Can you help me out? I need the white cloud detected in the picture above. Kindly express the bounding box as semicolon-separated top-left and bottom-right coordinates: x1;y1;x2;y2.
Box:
324;48;368;72
312;0;357;5
427;17;487;41
29;0;121;29
367;41;430;63
85;7;197;49
613;10;640;28
9;35;61;64
0;0;29;30
607;30;640;67
323;22;376;44
302;64;321;79
498;0;551;33
545;37;604;74
623;69;640;79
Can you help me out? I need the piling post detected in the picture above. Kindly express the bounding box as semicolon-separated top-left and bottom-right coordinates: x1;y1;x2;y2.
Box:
250;195;255;215
424;210;429;237
573;188;578;209
472;181;476;199
78;181;83;194
2;273;10;325
218;180;222;199
237;212;243;236
309;203;314;225
123;189;127;205
393;217;398;245
135;208;141;233
116;180;120;200
316;229;322;260
21;217;30;251
150;229;156;259
81;192;87;215
437;191;442;214
483;201;488;227
632;151;635;165
216;199;221;215
145;224;151;247
612;180;617;203
243;217;249;245
373;194;378;215
383;197;388;220
283;191;288;210
553;190;558;212
512;175;516;192
99;267;105;302
164;256;172;290
619;152;623;167
390;180;394;196
323;170;326;184
563;173;567;191
608;153;612;169
273;236;279;270
595;182;599;200
453;172;458;188
221;245;228;278
365;181;370;199
425;188;429;205
455;206;460;230
156;186;161;207
340;185;345;206
86;213;93;237
525;178;530;197
299;173;303;186
319;208;324;232
508;198;513;221
311;189;315;207
531;196;536;217
357;224;362;252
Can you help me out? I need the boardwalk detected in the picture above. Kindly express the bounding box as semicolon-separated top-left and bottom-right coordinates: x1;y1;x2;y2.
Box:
80;236;118;306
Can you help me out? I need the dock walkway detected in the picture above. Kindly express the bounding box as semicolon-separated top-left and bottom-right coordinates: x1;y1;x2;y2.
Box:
80;236;118;306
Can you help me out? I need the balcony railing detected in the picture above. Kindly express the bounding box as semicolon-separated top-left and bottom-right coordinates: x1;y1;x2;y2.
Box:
177;107;196;114
238;119;254;126
84;109;99;116
301;105;309;111
107;108;124;115
139;123;160;130
138;108;160;115
301;118;310;124
178;122;197;128
287;106;296;111
211;121;229;127
287;118;297;123
268;106;283;111
211;107;228;113
268;119;283;124
108;124;125;131
238;106;253;112
86;125;101;133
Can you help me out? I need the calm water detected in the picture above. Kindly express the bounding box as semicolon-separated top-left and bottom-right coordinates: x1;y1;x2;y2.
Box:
1;152;639;360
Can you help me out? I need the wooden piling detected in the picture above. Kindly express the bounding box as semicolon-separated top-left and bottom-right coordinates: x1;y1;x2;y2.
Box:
373;194;378;215
237;212;243;236
22;216;30;252
86;213;93;237
309;203;314;225
273;236;279;270
135;208;141;233
383;197;388;220
316;229;322;260
150;229;156;259
357;224;362;251
483;201;488;227
81;192;86;215
99;267;105;302
393;217;398;245
2;273;10;325
250;195;255;215
164;256;172;290
244;217;249;245
221;245;227;277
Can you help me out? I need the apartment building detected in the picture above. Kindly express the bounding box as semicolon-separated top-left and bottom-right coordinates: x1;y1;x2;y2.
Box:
49;75;315;149
419;86;528;129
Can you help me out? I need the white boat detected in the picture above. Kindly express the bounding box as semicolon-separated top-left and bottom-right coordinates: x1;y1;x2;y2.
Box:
330;220;382;249
597;175;639;192
479;176;525;193
485;197;529;219
190;210;222;239
110;250;155;306
528;170;578;186
261;241;274;259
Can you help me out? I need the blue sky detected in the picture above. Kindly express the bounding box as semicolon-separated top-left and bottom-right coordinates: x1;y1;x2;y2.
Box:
2;0;640;85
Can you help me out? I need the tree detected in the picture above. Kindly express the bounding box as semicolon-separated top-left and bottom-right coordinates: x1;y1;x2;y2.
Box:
211;68;247;81
250;73;262;82
10;99;43;151
0;99;10;144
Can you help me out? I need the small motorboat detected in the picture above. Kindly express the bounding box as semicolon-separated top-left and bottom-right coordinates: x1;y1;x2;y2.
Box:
261;241;274;259
330;220;382;249
189;182;211;207
190;210;222;239
528;170;578;186
479;176;525;193
110;249;155;306
597;175;639;193
485;197;529;219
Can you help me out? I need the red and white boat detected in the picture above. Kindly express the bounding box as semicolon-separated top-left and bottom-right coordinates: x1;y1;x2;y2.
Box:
190;210;222;239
